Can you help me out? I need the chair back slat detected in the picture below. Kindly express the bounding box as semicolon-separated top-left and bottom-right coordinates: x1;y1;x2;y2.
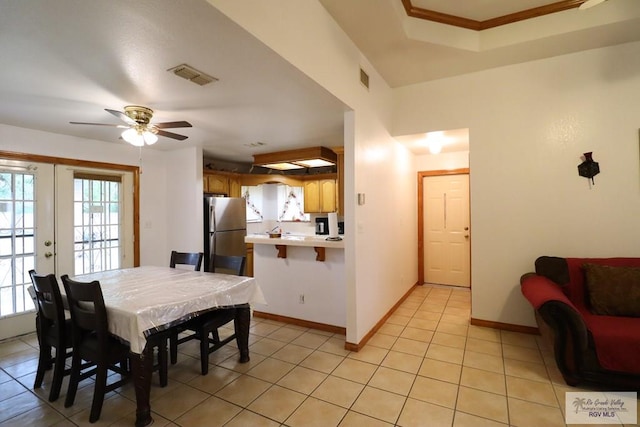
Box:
29;270;66;331
61;275;109;347
212;254;246;276
170;251;203;271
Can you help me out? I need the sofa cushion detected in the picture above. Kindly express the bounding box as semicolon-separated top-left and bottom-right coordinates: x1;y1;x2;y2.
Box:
566;258;640;309
583;263;640;317
582;311;640;374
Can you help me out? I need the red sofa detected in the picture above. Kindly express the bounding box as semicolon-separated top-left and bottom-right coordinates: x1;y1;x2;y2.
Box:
521;256;640;389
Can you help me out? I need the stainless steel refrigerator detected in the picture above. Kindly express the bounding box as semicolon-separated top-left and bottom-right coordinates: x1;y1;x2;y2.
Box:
203;196;246;272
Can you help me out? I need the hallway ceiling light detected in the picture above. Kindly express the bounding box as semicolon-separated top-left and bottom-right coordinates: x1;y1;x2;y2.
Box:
253;146;337;170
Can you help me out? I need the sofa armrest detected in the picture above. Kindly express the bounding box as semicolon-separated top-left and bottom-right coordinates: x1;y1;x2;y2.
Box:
521;273;589;381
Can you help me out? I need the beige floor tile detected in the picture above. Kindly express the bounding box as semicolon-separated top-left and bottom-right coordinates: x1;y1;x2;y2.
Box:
69;393;136;425
500;331;539;349
400;327;434;343
215;375;271;407
460;366;506;395
351;386;406;424
412;310;442;321
436;321;468;336
407;318;439;331
217;352;266;373
246;357;295;382
0;379;29;401
368;333;398;349
456;386;508;424
381;351;423;374
502;344;543;364
249;337;289;356
444;307;470;317
506;376;559;407
508;397;566;427
270;343;315;364
150;384;209;421
224;409;280;427
391;337;429;356
400;301;422;311
409;376;459;409
467;326;502;343
387;309;411;326
300;350;345;373
332;357;378;384
249;322;282;337
247;385;306;423
0;402;66;426
318;337;352;357
431;332;467;349
286;396;347;427
2;357;38;378
463;350;504;374
378;323;405;337
291;331;331;349
368;366;415;396
426;344;464;365
348;345;389;365
440;314;469;325
504;358;550;383
418;303;444;313
187;366;241;394
465;337;503;356
393;307;416;318
267;325;305;342
397;397;455;427
453;411;508;427
277;366;327;394
447;298;471;308
418;358;462;384
339;410;394;426
312;376;364;408
174;396;241;427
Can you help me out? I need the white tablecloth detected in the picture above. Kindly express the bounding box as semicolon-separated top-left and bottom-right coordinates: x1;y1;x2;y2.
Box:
66;266;266;353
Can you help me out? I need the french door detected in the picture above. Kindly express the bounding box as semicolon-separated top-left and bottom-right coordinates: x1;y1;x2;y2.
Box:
0;158;135;339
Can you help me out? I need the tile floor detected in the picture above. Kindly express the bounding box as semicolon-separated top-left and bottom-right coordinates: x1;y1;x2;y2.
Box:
0;284;636;426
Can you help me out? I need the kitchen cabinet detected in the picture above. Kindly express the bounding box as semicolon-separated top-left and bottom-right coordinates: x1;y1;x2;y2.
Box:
304;179;336;213
205;173;229;195
228;176;241;198
245;243;254;277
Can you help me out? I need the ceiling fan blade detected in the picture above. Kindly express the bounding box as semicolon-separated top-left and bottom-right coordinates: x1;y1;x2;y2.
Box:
154;121;192;129
156;130;188;141
105;108;137;125
579;0;607;10
69;121;129;128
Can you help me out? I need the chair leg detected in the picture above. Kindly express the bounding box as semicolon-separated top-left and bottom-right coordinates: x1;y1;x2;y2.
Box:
33;343;51;389
64;353;82;408
158;339;168;387
89;363;108;423
48;347;66;402
200;329;210;375
169;331;178;365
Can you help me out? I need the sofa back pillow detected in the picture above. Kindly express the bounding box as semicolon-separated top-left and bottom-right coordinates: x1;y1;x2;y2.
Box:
583;263;640;317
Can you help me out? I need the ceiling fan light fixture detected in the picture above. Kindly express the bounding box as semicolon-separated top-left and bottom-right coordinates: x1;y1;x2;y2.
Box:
121;128;144;146
143;130;158;145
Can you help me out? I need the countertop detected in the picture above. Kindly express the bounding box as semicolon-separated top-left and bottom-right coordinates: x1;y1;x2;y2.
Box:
245;233;344;249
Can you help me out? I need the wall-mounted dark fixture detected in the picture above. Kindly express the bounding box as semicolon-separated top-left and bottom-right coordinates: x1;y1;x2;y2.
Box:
578;152;600;184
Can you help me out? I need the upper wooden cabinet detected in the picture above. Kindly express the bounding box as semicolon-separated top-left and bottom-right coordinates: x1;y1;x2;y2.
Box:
205;174;229;195
304;178;336;213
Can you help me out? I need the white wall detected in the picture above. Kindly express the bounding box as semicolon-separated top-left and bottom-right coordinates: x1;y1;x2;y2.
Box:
0;124;184;269
415;151;469;171
394;41;640;327
209;0;419;343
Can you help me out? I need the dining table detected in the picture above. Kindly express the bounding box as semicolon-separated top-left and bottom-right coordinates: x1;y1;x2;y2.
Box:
67;265;266;427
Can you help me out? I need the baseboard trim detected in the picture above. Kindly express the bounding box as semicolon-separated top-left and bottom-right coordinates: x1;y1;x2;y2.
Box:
470;317;539;335
345;282;420;352
252;311;346;335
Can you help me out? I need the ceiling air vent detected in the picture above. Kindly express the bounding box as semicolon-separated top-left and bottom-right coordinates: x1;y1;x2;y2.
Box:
360;68;369;89
168;63;218;86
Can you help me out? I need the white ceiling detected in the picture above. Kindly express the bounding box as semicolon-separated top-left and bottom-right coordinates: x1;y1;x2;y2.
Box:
1;0;639;162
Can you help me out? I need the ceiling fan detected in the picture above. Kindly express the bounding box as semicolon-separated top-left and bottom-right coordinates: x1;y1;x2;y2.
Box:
70;105;192;146
579;0;608;10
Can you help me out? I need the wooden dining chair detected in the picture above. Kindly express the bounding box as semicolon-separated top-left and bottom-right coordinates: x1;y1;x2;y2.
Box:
169;250;204;270
29;270;73;402
61;274;130;423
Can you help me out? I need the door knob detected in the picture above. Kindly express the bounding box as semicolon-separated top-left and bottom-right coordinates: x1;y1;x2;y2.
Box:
44;240;52;247
44;252;53;258
464;235;469;238
464;227;469;231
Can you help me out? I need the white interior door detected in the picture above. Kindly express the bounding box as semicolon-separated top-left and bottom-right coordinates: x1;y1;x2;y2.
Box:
423;174;470;287
0;160;54;339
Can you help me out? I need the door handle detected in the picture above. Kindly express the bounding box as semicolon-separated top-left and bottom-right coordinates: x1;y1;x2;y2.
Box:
44;240;52;246
464;227;469;231
44;252;53;258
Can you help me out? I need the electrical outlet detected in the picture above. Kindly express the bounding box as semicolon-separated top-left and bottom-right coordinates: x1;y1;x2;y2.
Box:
299;294;305;304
